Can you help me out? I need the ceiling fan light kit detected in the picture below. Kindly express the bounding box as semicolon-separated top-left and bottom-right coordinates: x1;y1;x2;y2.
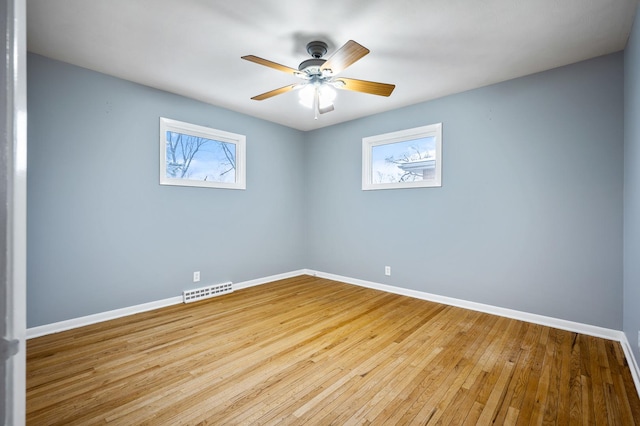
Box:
242;40;395;118
299;84;336;109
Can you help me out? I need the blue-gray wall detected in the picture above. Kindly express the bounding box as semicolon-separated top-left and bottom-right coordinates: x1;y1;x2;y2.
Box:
306;53;624;329
624;7;640;362
28;51;626;331
27;54;306;327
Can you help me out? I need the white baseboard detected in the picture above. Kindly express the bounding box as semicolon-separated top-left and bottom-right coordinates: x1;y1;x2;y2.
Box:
26;269;307;339
309;270;622;339
25;267;640;398
234;269;309;291
620;335;640;397
307;269;640;397
26;296;183;339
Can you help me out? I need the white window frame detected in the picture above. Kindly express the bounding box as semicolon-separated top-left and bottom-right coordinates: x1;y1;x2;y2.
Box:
160;117;246;190
362;123;442;190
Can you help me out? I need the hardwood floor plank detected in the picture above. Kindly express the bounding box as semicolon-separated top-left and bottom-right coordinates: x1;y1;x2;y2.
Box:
514;326;548;425
555;329;574;425
568;333;583;425
373;310;496;424
541;328;563;425
476;360;516;424
415;318;521;425
144;292;402;423
348;311;486;424
587;335;611;425
607;343;637;425
26;276;640;425
491;322;538;425
208;296;430;424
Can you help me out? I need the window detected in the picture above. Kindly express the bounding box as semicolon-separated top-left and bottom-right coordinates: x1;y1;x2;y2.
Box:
159;117;246;189
362;123;442;190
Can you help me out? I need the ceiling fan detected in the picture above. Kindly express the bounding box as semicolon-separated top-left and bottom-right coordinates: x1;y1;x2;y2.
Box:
242;40;395;118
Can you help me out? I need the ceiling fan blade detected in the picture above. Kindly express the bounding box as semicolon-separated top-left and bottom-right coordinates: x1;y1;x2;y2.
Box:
251;84;300;101
336;77;395;97
241;55;299;75
321;40;369;76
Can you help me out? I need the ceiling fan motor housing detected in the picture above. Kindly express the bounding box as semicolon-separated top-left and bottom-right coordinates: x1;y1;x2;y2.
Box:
306;41;328;58
299;41;329;74
298;58;326;73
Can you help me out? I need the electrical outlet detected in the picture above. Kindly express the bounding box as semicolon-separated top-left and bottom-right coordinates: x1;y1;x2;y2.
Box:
385;266;391;276
193;271;200;283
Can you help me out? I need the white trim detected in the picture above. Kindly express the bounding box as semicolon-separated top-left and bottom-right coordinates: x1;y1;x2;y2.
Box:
26;269;307;339
620;334;640;397
26;296;183;339
362;123;442;190
159;117;246;190
4;0;28;423
308;270;623;340
308;269;640;398
25;268;640;400
234;269;309;290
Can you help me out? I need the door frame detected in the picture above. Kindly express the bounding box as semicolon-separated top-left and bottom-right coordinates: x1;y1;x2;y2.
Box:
2;0;27;423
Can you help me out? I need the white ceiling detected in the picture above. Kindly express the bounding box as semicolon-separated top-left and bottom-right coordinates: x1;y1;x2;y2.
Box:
27;0;639;131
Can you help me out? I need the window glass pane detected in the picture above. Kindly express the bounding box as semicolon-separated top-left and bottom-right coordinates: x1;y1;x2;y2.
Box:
165;131;236;183
371;136;436;184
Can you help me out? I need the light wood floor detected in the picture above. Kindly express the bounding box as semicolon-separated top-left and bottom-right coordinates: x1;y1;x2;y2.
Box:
27;275;640;425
